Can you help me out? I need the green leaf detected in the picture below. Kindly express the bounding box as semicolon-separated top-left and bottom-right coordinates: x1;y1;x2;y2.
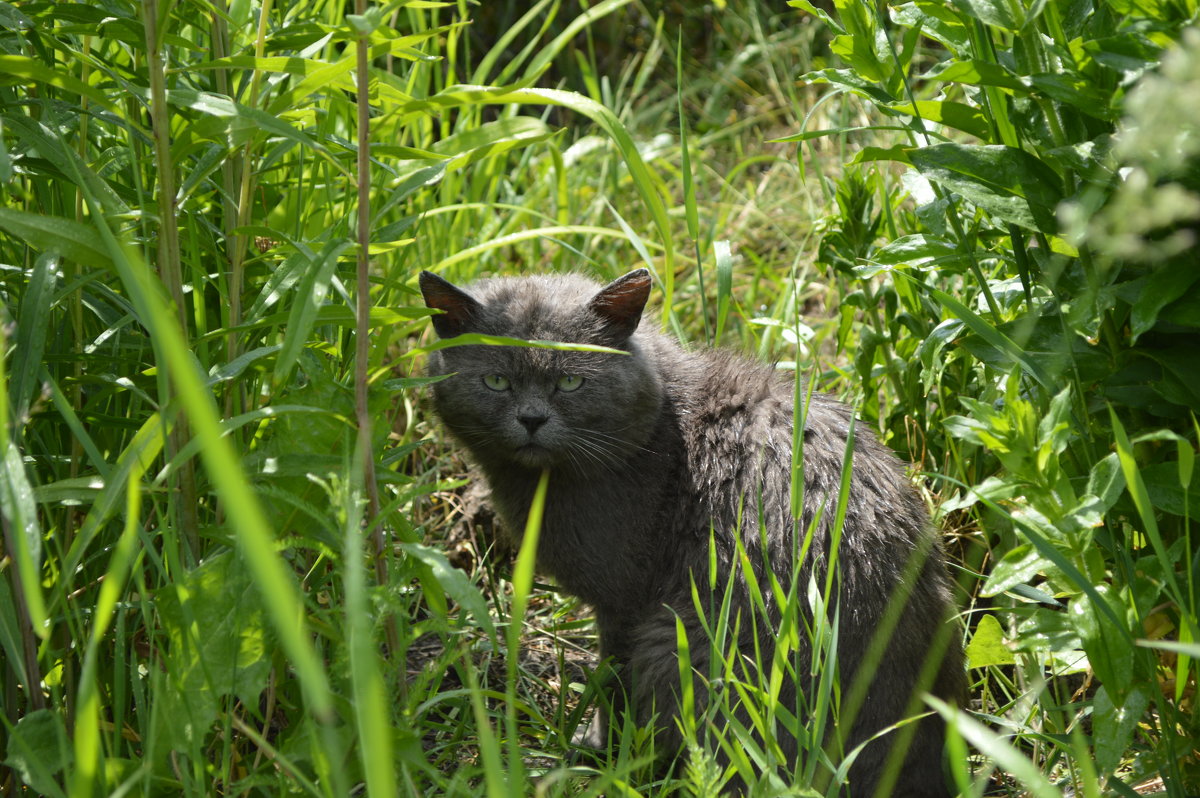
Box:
831;34;888;83
10;253;58;423
170;404;334;471
208;345;283;384
347;8;384;34
865;233;965;269
32;476;105;506
799;68;898;104
156;552;273;752
1036;386;1074;467
0;209;112;270
401;542;496;641
1092;684;1151;778
0;54;122;114
924;58;1030;93
891;2;969;51
1130;265;1200;342
883;100;992;139
966;613;1016;668
951;0;1041;33
1178;435;1195;492
1110;408;1189;613
924;283;1055;386
788;0;845;33
502;468;551;786
1081;33;1163;75
0;577;28;693
714;240;734;342
264;55;360;116
1060;495;1107;537
0;2;35;31
1106;0;1187;21
342;470;396;798
677;37;699;245
827;0;892;84
1139;462;1200;517
430;116;556;170
1029;73;1117;119
4;117;128;214
940;474;1020;514
0;437;47;637
929;699;1062;796
64;412;165;580
243;245;318;321
772;124;913;143
272;238;353;387
165;88;333;159
3;709;70;797
411;332;629;357
849;144;915;166
517;0;634;81
432;116;552;156
909;144;1064;233
1069;585;1134;698
1137;638;1200;658
201;305;432;347
1012;604;1082;655
983;542;1057;597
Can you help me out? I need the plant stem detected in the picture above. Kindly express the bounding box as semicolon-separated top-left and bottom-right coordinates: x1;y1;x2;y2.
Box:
354;0;390;656
225;0;274;425
143;0;200;561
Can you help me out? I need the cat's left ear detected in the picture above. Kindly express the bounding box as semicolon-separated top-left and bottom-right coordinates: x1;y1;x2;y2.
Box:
589;269;651;342
420;271;482;338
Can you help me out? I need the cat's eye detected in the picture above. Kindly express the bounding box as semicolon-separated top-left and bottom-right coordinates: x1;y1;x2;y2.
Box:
482;374;510;391
556;374;584;392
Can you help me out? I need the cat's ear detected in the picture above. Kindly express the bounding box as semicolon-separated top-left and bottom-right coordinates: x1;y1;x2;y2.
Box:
589;269;652;342
420;271;482;339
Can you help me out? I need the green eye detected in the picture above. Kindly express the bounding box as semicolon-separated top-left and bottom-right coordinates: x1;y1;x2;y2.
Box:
556;374;584;392
482;374;510;391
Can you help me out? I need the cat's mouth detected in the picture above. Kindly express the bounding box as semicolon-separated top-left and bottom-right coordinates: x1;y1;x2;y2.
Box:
513;442;553;467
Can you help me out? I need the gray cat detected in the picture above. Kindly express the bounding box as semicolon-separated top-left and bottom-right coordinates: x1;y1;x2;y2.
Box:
420;268;965;797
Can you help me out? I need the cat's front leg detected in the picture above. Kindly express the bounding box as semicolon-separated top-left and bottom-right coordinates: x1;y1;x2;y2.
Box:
571;611;637;749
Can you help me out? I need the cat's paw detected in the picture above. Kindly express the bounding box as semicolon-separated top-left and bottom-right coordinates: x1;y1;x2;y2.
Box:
570;712;604;749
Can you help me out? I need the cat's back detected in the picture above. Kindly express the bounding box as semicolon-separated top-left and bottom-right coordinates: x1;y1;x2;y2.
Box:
659;349;796;541
674;348;794;461
662;346;930;562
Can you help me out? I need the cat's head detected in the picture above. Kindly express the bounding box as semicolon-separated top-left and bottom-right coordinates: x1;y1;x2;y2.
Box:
420;270;663;474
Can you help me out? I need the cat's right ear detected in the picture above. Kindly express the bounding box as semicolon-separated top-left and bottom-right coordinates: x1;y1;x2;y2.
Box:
420;271;482;339
589;269;651;343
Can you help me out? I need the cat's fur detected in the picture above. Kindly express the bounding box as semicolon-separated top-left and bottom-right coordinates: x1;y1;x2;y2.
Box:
420;268;965;797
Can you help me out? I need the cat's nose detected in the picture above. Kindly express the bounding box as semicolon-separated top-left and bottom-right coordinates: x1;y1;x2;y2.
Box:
517;413;549;434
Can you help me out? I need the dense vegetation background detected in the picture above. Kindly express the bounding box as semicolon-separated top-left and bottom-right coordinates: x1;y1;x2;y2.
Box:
1;0;1198;795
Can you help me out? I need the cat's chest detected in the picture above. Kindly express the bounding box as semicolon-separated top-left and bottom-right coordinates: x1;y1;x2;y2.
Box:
499;476;669;609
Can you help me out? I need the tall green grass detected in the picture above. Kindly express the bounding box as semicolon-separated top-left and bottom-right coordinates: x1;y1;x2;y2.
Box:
790;0;1200;794
2;0;1196;795
0;0;685;792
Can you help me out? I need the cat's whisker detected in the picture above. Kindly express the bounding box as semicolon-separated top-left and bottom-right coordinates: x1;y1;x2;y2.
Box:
588;430;660;458
562;436;621;476
567;425;658;461
569;431;631;466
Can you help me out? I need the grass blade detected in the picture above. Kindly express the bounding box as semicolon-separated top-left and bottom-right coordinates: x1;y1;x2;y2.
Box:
9;253;58;423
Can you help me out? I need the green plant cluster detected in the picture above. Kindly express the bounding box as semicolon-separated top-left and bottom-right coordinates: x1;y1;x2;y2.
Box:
790;0;1200;792
0;0;1197;795
0;0;683;793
